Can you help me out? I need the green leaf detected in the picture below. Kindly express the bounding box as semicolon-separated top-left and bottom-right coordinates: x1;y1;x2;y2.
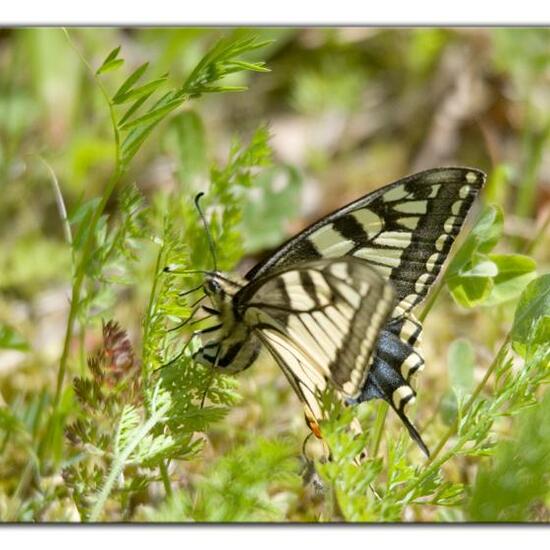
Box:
97;58;124;76
484;163;512;206
112;62;149;103
473;205;504;254
96;46;123;75
447;205;504;308
448;205;503;278
483;254;537;306
112;74;168;105
69;197;101;251
118;91;154;127
448;339;476;397
118;89;187;163
118;96;182;131
182;35;272;97
0;323;29;351
459;257;498;278
511;273;550;348
226;60;271;73
200;85;248;93
447;274;494;308
439;389;459;426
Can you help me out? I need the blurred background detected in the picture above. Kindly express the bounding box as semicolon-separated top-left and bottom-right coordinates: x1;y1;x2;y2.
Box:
0;28;549;521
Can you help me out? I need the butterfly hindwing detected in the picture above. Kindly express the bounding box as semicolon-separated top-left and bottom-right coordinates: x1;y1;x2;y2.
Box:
246;167;486;318
234;257;395;416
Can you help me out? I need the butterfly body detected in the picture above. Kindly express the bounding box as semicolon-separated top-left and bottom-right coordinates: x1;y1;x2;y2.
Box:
194;273;262;373
191;167;486;455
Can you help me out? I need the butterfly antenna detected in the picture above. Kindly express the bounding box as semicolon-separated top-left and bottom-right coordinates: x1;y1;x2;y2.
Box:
194;192;218;272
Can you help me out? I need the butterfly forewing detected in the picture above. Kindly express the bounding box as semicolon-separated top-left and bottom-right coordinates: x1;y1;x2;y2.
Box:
246;167;485;318
234;258;395;417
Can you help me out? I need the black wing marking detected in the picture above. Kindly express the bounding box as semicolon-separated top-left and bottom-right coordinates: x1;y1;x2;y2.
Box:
245;167;485;317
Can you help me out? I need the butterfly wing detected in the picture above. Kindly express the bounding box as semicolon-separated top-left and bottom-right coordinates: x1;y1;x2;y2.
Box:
234;257;395;424
246;167;486;317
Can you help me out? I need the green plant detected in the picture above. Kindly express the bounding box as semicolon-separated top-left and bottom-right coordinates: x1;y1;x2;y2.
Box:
1;28;548;523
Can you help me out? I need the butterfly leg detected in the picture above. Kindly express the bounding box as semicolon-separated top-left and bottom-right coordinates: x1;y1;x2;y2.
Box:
157;324;221;370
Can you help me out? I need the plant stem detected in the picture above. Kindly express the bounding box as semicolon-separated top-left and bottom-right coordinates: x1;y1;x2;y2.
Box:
53;30;124;413
370;402;389;457
394;448;457;503
522;208;550;255
418;277;446;323
40;157;73;251
142;239;164;380
159;461;173;499
54;168;123;409
88;399;170;522
425;336;510;466
141;237;174;499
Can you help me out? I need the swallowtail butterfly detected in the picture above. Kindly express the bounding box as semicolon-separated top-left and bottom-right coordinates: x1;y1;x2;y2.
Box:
184;167;486;456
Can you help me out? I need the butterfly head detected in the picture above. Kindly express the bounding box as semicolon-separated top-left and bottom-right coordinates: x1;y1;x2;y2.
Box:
203;272;244;310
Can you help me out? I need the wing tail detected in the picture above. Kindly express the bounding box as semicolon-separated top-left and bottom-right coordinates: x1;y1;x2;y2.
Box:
350;341;430;457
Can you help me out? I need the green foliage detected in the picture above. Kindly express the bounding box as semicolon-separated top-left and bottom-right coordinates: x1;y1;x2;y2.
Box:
0;30;281;522
0;323;29;351
62;124;278;520
468;390;550;522
146;437;301;522
511;274;550;355
447;205;537;307
63;321;198;521
440;339;476;425
95;35;270;167
448;339;476;398
76;183;148;320
316;402;385;521
316;399;465;522
1;28;548;523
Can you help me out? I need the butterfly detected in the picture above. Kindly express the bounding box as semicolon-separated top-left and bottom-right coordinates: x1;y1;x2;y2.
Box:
180;167;486;456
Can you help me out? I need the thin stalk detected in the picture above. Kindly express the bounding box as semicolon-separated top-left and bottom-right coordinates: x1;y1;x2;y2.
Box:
79;327;86;376
425;336;510;466
141;239;173;498
54;167;123;408
418;277;446;324
40;157;73;252
142;242;164;380
522;208;550;256
53;30;124;411
5;461;35;521
88;399;170;522
370;402;389;457
159;461;173;499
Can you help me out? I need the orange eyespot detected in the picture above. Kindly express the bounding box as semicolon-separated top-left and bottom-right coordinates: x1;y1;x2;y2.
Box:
304;409;322;439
